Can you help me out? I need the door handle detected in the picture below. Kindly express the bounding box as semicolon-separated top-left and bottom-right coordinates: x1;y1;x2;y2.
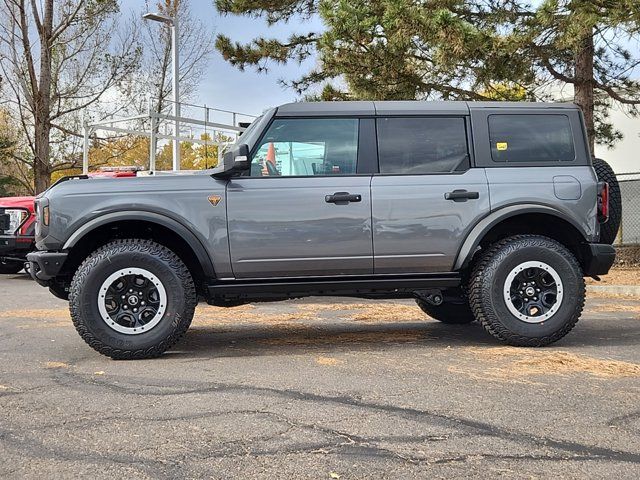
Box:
325;192;362;205
444;189;480;202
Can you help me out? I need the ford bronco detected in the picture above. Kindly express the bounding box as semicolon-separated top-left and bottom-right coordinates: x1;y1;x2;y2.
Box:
0;167;140;275
27;101;618;359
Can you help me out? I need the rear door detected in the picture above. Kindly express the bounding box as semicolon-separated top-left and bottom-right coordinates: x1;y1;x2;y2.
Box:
371;116;490;273
226;117;374;278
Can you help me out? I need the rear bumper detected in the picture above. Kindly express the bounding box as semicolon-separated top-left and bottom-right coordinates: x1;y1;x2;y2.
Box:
26;250;68;286
582;243;616;277
0;234;34;260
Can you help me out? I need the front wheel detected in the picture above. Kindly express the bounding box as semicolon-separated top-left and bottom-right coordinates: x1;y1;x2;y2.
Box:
469;235;585;347
69;239;197;359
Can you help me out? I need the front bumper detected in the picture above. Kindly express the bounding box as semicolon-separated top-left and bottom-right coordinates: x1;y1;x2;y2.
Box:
26;250;68;285
0;234;34;260
582;243;616;277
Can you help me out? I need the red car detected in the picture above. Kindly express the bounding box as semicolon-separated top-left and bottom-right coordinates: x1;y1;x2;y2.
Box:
0;167;139;274
0;195;36;273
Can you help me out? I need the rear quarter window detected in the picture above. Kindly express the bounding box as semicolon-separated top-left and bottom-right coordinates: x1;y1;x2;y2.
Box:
488;114;575;163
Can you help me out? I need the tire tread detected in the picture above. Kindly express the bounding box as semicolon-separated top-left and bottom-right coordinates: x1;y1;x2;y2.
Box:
468;235;585;347
593;158;621;245
68;239;196;359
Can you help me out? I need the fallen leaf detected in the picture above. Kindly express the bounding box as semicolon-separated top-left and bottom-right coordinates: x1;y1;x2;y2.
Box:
44;361;69;369
316;356;341;366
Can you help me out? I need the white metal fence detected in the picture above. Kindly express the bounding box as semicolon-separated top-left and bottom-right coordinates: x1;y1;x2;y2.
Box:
617;172;640;246
82;100;256;173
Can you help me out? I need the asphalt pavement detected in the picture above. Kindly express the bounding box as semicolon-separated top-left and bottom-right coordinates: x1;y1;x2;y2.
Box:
0;273;639;479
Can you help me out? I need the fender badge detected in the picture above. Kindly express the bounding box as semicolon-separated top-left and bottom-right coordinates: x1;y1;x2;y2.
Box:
208;194;222;206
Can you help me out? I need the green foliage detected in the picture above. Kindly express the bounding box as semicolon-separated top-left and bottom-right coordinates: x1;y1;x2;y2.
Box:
0;136;21;197
0;176;19;197
215;0;640;148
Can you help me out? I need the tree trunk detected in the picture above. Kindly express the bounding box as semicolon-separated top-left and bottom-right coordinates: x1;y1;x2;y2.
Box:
33;0;54;194
33;119;51;193
574;30;595;156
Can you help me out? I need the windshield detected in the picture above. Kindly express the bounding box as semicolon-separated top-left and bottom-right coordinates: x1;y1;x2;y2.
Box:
233;108;275;150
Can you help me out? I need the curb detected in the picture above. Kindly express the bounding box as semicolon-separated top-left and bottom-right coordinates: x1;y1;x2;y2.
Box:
587;285;640;297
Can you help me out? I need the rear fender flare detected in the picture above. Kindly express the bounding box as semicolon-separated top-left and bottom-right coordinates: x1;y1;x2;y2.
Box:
454;204;589;270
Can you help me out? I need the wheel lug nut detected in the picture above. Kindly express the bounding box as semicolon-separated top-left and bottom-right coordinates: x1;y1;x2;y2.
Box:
121;295;125;299
123;305;128;309
141;301;146;306
536;288;540;292
133;308;138;312
129;289;133;292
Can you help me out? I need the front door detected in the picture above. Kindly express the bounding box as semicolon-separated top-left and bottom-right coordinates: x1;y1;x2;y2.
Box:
226;117;373;278
371;116;490;273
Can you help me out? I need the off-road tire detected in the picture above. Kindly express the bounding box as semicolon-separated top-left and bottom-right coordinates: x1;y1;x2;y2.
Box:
0;260;23;274
469;235;585;347
415;299;475;324
69;239;196;359
593;158;621;245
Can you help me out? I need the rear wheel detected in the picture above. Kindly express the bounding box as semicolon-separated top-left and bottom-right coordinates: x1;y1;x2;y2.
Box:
0;260;23;274
69;239;197;359
469;235;584;346
415;298;475;324
593;158;621;245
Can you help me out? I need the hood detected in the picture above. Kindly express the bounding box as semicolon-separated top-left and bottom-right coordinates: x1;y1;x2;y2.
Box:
0;196;36;209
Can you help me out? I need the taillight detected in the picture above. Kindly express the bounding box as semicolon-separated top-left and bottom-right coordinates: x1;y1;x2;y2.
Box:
597;181;609;223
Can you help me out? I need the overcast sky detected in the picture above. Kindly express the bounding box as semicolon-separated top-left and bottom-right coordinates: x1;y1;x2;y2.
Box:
127;0;639;173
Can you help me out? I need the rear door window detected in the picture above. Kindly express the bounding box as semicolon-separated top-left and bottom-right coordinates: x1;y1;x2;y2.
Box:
488;114;575;163
376;117;469;174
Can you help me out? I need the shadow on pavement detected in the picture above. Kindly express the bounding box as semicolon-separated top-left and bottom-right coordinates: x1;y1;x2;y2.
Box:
164;315;640;359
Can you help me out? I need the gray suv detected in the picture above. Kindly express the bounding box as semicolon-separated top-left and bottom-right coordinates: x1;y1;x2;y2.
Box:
27;101;617;359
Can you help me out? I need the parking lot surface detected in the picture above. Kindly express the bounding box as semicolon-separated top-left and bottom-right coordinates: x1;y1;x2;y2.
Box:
1;274;639;479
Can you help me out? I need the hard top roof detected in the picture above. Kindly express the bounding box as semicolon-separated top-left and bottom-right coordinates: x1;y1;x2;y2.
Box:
274;100;578;117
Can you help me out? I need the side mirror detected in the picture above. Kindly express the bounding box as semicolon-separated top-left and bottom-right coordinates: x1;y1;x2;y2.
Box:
214;144;251;178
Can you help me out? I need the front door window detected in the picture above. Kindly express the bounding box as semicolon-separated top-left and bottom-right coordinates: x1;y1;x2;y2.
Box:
249;118;359;177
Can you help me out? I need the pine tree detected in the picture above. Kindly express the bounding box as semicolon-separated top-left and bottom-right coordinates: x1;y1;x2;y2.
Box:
215;0;640;150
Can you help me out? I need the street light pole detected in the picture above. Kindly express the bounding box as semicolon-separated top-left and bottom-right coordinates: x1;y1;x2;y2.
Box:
143;12;180;171
171;15;180;171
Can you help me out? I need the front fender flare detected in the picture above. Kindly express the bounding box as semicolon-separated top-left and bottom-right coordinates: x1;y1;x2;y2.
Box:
62;210;215;278
453;204;590;271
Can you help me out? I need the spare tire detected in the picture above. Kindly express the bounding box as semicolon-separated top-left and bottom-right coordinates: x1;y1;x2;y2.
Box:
593;158;621;245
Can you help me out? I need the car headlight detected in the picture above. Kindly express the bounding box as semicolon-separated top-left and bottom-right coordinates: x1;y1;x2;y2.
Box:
3;209;29;235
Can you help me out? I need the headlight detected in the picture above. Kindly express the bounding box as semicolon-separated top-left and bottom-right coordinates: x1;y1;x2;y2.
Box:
3;209;29;235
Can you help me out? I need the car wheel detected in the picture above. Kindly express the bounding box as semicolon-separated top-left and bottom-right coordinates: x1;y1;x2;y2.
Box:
415;298;475;324
593;158;621;245
469;235;584;347
0;260;24;274
69;239;197;359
